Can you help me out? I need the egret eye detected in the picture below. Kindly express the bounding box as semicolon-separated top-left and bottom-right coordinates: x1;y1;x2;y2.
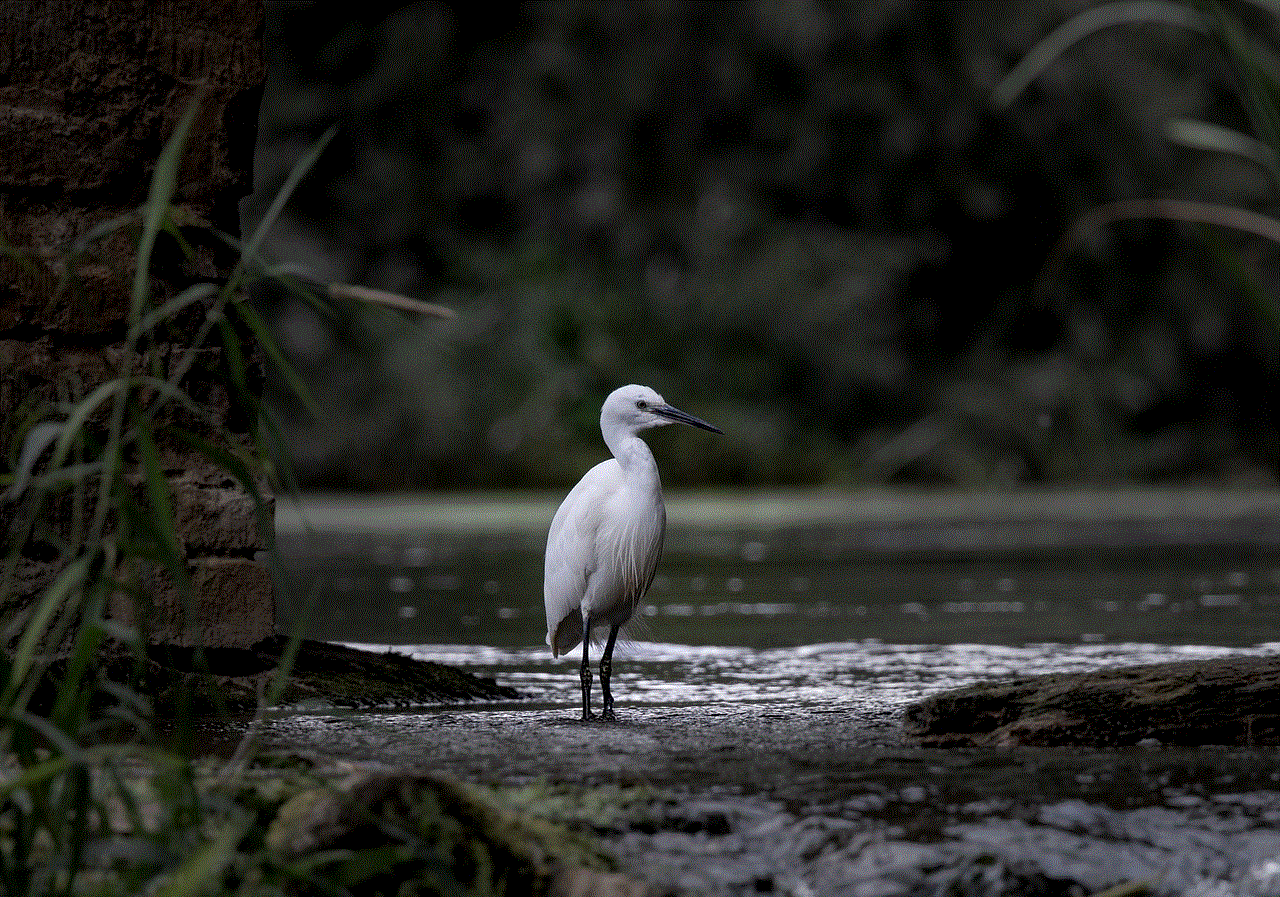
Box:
635;400;648;410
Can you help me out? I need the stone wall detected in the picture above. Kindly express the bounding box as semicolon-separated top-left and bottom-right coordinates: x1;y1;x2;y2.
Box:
1;2;274;649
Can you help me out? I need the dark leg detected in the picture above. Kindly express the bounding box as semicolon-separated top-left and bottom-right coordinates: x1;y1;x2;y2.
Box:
579;615;594;721
600;624;620;721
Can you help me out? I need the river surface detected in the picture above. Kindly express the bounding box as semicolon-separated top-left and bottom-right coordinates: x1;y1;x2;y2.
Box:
261;491;1280;897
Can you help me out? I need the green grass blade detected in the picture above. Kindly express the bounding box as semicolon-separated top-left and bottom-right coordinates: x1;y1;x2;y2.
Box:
131;373;222;432
133;97;202;319
327;282;456;318
230;300;321;418
1164;116;1280;183
49;379;123;472
167;427;273;546
49;611;108;735
136;422;183;563
102;762;149;841
234;124;338;289
72;211;139;255
7;710;86;764
132;282;219;339
259;407;304;506
22;461;107;493
993;1;1207;108
1;556;90;709
0;753;71;800
1204;1;1280;157
159;214;199;261
6;421;63;500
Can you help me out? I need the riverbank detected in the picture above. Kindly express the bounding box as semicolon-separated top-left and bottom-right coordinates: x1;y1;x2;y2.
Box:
248;695;1280;896
247;488;1280;894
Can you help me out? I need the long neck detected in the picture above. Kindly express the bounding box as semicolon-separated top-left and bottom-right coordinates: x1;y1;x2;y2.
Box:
605;428;662;493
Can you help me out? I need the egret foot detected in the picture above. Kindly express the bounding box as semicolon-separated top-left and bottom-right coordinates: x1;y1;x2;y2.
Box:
601;707;616;721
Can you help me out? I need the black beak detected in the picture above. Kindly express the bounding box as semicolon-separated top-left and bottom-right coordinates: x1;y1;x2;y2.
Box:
654;403;723;434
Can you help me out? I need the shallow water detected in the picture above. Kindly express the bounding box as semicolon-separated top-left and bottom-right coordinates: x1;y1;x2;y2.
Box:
275;524;1280;709
265;498;1280;896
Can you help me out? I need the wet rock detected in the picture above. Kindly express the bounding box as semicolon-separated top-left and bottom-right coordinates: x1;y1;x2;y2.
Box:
278;638;520;708
903;655;1280;747
27;637;519;719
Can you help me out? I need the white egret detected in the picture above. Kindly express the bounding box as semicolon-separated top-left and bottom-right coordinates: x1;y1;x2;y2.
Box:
544;384;722;721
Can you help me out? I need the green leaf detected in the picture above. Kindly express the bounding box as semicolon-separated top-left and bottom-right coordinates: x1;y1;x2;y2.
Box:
230;300;321;419
49;617;106;734
1164;117;1280;184
21;461;107;493
130;373;221;431
132;97;202;321
993;1;1207;108
1204;1;1280;161
217;313;249;393
7;710;86;766
1;556;90;709
132;282;219;339
135;423;179;569
327;282;456;319
49;379;123;473
234;124;338;291
159;214;199;262
259;409;304;504
72;211;139;255
6;421;63;501
0;752;71;800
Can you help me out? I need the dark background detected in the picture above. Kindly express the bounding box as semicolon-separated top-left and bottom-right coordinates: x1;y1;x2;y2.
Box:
246;0;1279;491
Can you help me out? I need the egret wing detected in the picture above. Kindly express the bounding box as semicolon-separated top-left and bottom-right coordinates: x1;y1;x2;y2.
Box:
595;489;665;622
543;460;617;656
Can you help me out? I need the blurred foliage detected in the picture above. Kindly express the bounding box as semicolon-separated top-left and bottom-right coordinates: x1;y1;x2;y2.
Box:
250;0;1279;490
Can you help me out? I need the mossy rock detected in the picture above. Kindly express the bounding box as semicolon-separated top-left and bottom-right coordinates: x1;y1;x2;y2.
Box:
266;768;648;896
904;655;1280;747
33;637;519;718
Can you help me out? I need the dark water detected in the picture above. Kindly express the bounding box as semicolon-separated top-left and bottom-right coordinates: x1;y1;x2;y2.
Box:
266;500;1280;896
277;522;1280;646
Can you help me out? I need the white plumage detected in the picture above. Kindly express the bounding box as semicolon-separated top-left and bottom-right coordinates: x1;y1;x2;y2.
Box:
543;384;721;721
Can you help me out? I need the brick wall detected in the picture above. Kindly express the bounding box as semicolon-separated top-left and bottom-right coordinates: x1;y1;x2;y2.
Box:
1;1;275;649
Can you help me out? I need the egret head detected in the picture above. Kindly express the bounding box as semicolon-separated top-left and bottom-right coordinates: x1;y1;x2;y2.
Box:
601;384;723;436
